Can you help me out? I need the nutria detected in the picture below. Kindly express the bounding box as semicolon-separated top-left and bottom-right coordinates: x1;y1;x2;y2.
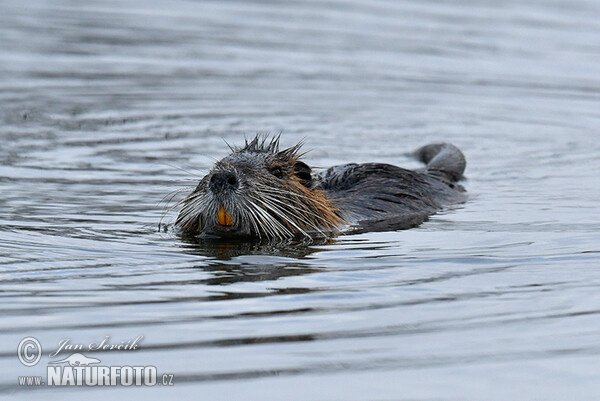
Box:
175;136;466;240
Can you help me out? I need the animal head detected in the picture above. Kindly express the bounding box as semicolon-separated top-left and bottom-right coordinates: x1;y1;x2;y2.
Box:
175;135;341;240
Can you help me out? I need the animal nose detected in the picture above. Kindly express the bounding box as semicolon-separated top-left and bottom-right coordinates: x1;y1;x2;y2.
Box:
209;171;238;192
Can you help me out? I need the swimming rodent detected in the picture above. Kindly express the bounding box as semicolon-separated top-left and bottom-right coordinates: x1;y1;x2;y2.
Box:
176;136;466;240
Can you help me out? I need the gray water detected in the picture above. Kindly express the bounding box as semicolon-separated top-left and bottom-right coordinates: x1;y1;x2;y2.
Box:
1;0;600;399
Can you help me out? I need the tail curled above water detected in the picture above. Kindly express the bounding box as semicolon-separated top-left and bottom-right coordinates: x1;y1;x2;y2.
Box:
414;143;466;182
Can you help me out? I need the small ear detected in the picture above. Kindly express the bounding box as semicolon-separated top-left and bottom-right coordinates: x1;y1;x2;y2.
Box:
294;161;313;188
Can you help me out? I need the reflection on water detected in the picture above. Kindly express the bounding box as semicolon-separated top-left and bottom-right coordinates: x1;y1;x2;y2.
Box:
182;238;330;285
180;235;332;260
1;0;600;399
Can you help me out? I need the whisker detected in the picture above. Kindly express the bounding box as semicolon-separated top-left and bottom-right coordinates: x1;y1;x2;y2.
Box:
248;200;293;239
250;195;312;238
254;184;335;211
257;194;329;236
161;162;208;178
259;193;337;228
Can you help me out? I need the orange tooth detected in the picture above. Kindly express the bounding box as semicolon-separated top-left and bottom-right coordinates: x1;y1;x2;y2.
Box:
218;207;234;226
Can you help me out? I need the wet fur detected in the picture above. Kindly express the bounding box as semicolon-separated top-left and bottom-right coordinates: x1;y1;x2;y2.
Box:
176;136;466;239
176;136;342;239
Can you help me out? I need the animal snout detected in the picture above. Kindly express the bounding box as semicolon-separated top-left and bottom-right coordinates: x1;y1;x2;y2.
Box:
209;171;239;193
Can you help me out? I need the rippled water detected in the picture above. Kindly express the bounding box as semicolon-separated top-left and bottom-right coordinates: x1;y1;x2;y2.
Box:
2;0;600;399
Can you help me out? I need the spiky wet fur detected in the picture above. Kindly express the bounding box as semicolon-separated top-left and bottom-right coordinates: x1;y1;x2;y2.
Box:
175;135;342;240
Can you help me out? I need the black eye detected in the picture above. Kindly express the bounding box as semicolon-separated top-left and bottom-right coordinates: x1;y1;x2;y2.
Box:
269;167;283;178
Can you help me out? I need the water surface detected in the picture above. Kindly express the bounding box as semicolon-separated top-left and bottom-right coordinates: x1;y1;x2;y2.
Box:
1;0;600;399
